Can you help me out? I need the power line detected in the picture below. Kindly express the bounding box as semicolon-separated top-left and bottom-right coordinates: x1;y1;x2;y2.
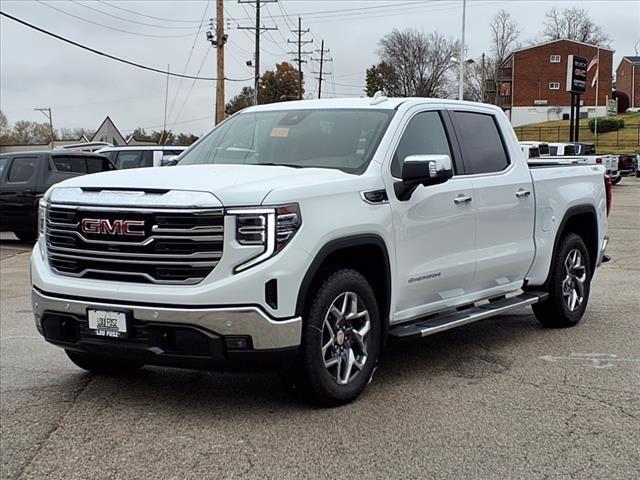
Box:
170;48;213;131
69;1;201;30
0;11;252;82
35;1;197;39
166;1;211;123
97;0;204;24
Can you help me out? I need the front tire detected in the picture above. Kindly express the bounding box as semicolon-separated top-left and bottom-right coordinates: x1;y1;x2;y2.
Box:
532;233;591;328
283;269;382;407
66;350;144;375
611;175;622;185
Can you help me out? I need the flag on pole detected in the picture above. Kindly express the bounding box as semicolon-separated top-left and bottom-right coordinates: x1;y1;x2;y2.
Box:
591;67;599;87
587;55;599;71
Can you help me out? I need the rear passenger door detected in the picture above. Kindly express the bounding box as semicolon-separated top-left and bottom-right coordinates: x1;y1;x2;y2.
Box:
448;108;535;296
0;155;41;231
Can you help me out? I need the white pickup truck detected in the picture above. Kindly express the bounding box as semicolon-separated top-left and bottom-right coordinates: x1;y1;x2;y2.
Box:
31;98;610;405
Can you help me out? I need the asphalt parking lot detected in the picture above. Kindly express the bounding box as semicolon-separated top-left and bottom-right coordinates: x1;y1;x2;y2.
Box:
1;180;639;480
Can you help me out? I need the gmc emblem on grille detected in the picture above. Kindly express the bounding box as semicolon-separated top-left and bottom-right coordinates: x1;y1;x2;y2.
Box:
81;218;145;236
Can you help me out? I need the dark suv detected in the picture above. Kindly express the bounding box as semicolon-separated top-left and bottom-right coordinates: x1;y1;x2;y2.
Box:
0;150;115;241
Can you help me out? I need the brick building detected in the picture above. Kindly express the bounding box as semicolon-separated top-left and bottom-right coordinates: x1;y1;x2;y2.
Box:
496;39;614;126
616;56;640;110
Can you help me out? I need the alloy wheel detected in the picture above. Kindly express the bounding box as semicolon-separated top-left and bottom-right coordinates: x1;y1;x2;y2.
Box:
562;248;587;312
321;291;371;385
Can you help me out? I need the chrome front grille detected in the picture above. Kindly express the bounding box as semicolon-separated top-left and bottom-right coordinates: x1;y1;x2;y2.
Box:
46;205;224;285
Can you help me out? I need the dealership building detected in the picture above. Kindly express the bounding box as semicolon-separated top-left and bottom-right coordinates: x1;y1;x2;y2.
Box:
615;56;640;110
495;39;614;127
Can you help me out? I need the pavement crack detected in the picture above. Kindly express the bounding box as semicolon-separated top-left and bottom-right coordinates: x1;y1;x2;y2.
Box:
15;374;95;480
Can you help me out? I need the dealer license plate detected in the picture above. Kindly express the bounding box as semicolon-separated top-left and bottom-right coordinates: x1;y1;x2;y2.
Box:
87;309;128;338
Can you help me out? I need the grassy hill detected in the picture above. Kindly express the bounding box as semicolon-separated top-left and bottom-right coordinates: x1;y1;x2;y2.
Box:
513;112;640;154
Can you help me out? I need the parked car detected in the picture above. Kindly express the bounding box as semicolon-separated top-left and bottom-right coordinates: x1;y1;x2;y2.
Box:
616;154;638;181
519;141;550;155
0;150;115;241
96;146;188;169
544;142;618;178
31;98;610;405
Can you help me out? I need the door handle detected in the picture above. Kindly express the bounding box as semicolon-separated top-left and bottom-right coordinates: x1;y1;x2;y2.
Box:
454;194;472;205
515;189;531;198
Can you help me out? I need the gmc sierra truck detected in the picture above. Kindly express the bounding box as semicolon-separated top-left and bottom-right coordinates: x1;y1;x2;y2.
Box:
31;98;610;406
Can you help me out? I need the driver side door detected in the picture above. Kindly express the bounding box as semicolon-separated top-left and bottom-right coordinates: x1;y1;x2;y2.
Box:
383;108;477;323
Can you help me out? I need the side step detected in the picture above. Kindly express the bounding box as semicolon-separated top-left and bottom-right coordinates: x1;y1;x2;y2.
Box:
388;291;548;340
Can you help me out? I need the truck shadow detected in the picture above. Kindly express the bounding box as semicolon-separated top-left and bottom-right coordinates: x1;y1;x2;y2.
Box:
84;309;546;412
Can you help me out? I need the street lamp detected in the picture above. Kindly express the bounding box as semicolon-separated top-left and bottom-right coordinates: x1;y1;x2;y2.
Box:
458;0;467;100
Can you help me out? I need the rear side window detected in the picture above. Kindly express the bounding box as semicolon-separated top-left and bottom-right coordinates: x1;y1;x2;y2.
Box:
86;157;115;173
451;112;510;174
391;111;453;178
52;156;86;173
7;156;38;182
0;157;7;176
116;151;142;169
139;150;153;167
100;151;117;162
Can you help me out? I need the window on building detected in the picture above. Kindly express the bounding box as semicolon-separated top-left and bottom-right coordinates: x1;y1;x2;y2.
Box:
549;82;561;90
550;55;561;63
450;112;510;174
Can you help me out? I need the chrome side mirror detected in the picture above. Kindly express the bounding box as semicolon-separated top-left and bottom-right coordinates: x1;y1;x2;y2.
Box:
394;154;454;201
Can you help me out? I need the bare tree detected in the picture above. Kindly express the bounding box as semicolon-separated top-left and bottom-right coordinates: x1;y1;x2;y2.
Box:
378;29;459;98
540;7;611;46
490;10;521;66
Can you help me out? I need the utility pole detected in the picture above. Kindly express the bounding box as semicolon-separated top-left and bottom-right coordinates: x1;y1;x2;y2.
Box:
311;40;332;99
287;17;313;100
207;1;228;124
34;107;54;149
238;0;277;105
458;0;467;100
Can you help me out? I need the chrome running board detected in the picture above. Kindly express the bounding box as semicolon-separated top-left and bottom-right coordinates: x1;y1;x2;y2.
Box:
389;291;548;339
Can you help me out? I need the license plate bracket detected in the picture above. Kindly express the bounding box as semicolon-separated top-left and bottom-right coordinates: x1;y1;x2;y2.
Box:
87;309;129;339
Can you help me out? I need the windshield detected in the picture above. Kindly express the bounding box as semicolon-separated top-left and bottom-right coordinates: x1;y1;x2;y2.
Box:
178;108;394;174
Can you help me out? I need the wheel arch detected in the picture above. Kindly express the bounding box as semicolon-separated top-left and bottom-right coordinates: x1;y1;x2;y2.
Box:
295;234;392;339
536;204;599;289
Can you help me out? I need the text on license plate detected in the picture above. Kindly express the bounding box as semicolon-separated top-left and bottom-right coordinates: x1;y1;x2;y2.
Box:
87;309;127;338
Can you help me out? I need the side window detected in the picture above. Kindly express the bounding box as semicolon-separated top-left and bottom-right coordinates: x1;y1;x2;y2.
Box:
86;157;114;173
7;156;38;183
139;150;153;167
391;111;453;178
52;156;86;174
450;111;510;174
0;157;8;177
100;151;117;162
116;151;142;169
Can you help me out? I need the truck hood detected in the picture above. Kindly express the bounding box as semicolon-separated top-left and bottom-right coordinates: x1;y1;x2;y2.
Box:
51;164;354;206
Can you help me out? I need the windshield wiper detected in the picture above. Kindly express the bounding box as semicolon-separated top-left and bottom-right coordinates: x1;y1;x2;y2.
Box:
258;163;305;169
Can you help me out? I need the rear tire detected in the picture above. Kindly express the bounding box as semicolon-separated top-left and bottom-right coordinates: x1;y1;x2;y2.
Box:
532;233;591;328
66;350;144;375
14;230;37;242
281;269;382;407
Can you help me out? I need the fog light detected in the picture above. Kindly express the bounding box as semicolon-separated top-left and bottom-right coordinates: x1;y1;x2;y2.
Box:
225;336;252;350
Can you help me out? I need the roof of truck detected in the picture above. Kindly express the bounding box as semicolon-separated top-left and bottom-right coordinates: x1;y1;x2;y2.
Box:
242;97;503;113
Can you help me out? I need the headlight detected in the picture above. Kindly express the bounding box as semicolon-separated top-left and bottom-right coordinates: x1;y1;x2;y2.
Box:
229;204;301;273
38;199;47;259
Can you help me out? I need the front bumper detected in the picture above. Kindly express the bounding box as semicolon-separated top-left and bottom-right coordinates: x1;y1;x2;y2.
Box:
32;288;301;370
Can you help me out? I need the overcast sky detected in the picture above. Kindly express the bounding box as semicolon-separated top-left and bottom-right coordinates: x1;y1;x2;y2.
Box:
1;0;638;137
